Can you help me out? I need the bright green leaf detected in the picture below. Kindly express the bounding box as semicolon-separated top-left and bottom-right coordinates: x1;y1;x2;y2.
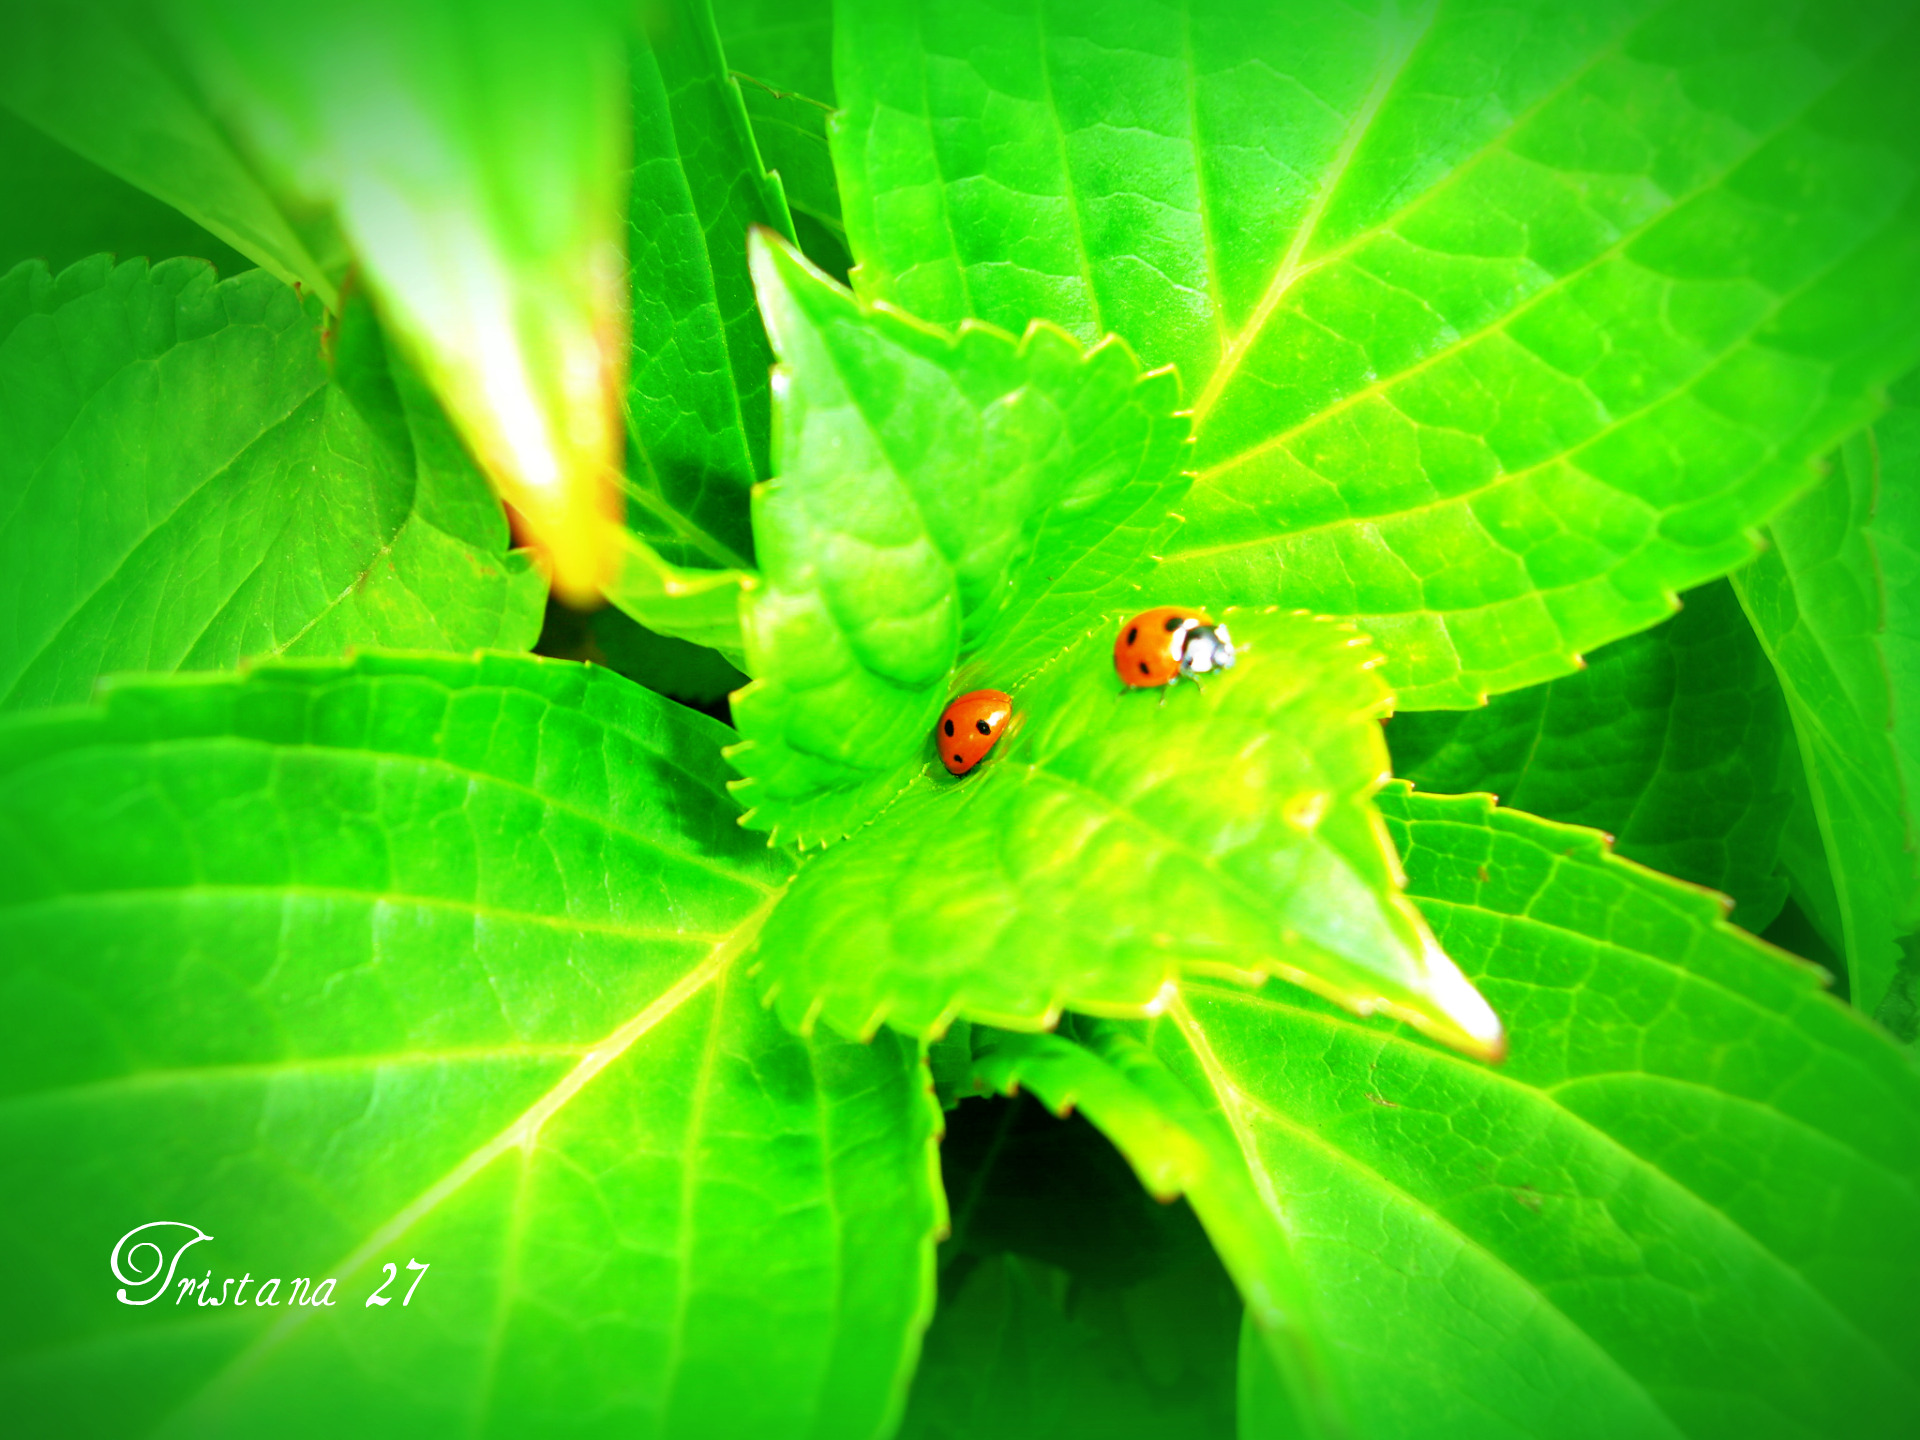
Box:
1390;580;1794;926
173;0;632;602
0;106;251;278
755;607;1505;1060
605;528;754;663
0;0;347;305
0;653;946;1438
0;256;545;711
728;231;1190;844
626;0;795;573
1732;421;1918;1017
832;0;1920;706
1139;785;1920;1439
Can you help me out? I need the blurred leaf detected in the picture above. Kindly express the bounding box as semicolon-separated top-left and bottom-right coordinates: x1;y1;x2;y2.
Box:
898;1252;1239;1440
0;0;347;303
755;608;1505;1060
1390;580;1794;926
0;107;251;276
728;232;1189;844
1732;406;1919;1017
173;0;631;604
1138;785;1920;1439
0;256;544;711
0;654;945;1438
625;0;793;573
832;0;1920;706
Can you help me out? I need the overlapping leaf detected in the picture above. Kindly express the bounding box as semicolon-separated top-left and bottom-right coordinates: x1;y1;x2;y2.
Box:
728;232;1190;844
1733;411;1919;1018
0;654;945;1438
832;0;1920;706
0;0;347;304
755;607;1505;1059
0;256;544;711
0;106;250;278
626;0;793;573
168;0;631;603
1390;580;1794;925
979;787;1920;1438
713;0;842;245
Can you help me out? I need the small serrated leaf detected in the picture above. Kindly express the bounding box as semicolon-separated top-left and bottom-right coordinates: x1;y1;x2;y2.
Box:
728;230;1190;844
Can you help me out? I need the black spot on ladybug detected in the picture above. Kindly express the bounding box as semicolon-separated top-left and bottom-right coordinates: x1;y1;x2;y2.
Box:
1164;615;1185;631
952;753;965;765
1126;626;1138;645
944;718;955;737
975;719;991;735
1138;660;1150;675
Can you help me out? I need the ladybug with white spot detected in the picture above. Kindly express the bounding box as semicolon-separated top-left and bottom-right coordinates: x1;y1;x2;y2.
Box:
1113;606;1235;690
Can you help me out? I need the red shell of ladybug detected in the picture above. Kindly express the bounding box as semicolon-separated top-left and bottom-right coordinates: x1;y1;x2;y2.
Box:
1114;607;1236;688
937;689;1012;775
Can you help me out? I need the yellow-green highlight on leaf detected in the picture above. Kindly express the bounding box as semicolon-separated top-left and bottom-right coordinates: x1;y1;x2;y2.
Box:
0;256;545;711
727;229;1190;847
831;0;1920;708
0;0;347;306
1734;402;1920;1021
753;608;1505;1062
170;0;632;606
0;652;946;1437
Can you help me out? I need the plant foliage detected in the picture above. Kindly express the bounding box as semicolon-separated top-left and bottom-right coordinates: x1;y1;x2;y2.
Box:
2;0;1917;1436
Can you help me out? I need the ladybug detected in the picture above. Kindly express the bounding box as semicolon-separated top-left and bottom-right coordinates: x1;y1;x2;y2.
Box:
1114;606;1236;689
936;689;1012;775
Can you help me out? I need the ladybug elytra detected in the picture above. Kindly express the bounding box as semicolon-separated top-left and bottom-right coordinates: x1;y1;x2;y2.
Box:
936;689;1012;775
1114;606;1236;689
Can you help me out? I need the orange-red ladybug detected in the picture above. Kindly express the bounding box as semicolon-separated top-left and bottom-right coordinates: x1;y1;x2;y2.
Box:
937;689;1012;775
1114;606;1236;688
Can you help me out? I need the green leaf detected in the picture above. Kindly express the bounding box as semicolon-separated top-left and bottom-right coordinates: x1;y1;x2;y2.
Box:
713;0;840;232
898;1251;1239;1440
968;1024;1347;1438
1732;417;1918;1017
1141;785;1920;1438
172;0;632;602
0;106;251;278
0;256;545;711
728;231;1190;844
831;0;1920;706
626;0;795;573
1390;580;1794;926
754;607;1505;1059
0;0;347;305
0;653;945;1438
713;0;833;103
